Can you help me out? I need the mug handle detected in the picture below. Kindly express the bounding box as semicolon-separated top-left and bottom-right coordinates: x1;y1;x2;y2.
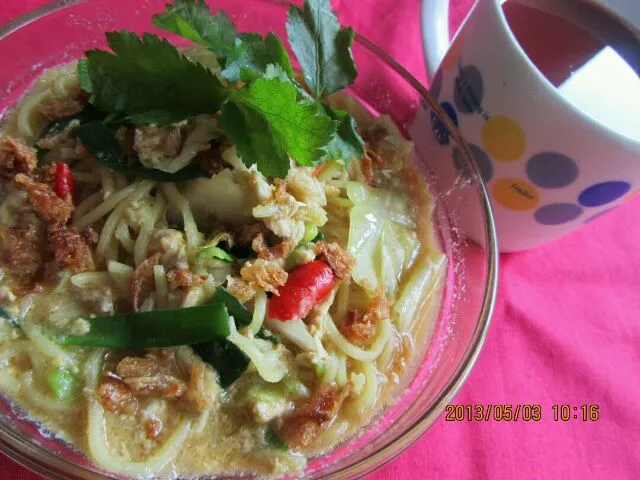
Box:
421;0;452;79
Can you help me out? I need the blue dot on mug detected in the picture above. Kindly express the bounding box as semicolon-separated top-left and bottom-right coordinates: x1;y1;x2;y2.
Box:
578;181;631;207
454;65;483;114
430;102;458;146
526;152;579;189
430;68;443;100
534;203;583;225
454;143;493;182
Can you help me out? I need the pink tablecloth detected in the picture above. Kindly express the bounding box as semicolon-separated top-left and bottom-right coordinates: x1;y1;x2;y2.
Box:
2;1;640;479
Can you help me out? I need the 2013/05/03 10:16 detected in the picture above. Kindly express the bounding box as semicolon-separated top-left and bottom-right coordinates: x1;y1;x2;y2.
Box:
444;404;600;422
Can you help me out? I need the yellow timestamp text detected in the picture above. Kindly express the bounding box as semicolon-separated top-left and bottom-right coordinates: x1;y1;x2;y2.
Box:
445;404;600;422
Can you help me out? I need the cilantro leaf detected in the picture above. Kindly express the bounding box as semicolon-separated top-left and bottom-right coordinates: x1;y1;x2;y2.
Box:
218;77;334;178
81;31;229;126
151;0;237;57
323;105;364;164
286;0;357;99
222;33;294;83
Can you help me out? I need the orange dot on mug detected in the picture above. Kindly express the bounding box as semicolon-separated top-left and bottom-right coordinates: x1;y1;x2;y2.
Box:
492;178;540;211
482;115;526;162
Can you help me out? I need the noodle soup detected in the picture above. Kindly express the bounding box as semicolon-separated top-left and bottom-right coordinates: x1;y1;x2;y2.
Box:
0;0;445;477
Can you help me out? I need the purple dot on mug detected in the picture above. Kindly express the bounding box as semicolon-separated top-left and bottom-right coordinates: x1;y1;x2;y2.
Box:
578;181;631;207
452;147;471;179
584;208;615;223
454;143;493;182
430;69;443;100
534;203;583;225
526;152;579;189
454;65;483;114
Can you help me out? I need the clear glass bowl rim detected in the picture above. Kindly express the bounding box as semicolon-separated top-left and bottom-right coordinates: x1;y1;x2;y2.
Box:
0;1;499;478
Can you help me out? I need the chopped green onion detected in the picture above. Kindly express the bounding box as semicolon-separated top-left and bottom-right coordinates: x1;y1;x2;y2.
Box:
198;245;234;263
311;231;324;242
210;287;252;326
302;224;318;244
58;302;230;348
48;366;80;400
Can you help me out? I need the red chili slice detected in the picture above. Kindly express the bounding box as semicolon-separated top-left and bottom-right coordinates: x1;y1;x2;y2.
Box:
268;260;335;321
54;162;76;205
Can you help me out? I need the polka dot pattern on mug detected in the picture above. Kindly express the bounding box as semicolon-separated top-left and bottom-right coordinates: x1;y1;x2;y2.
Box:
430;102;458;146
492;178;540;211
482;115;526;162
454;65;483;114
578;181;631;207
453;144;493;182
526;152;578;189
534;203;583;225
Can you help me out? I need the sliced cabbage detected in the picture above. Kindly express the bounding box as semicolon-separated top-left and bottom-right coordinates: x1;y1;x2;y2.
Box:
227;317;288;383
393;251;446;332
182;169;255;225
346;182;419;298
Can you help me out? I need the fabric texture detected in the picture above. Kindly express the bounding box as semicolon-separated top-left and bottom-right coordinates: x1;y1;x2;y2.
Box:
1;1;639;479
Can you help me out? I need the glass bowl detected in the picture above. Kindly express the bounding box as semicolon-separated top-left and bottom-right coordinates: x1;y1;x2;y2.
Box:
0;0;498;478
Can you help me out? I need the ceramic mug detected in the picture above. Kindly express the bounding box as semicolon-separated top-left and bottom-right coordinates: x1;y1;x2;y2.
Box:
413;0;640;252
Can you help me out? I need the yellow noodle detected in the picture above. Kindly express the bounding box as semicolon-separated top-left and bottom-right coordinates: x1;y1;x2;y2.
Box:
321;355;337;384
332;282;350;327
133;195;165;266
160;183;200;253
16;89;50;138
74;183;138;229
140;294;156;312
325;316;392;362
73;191;104;220
87;395;191;477
114;221;135;253
70;272;111;288
100;167;115;199
248;290;267;336
97;180;155;261
335;353;348;386
153;265;169;309
107;261;133;297
348;361;377;412
20;319;76;369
